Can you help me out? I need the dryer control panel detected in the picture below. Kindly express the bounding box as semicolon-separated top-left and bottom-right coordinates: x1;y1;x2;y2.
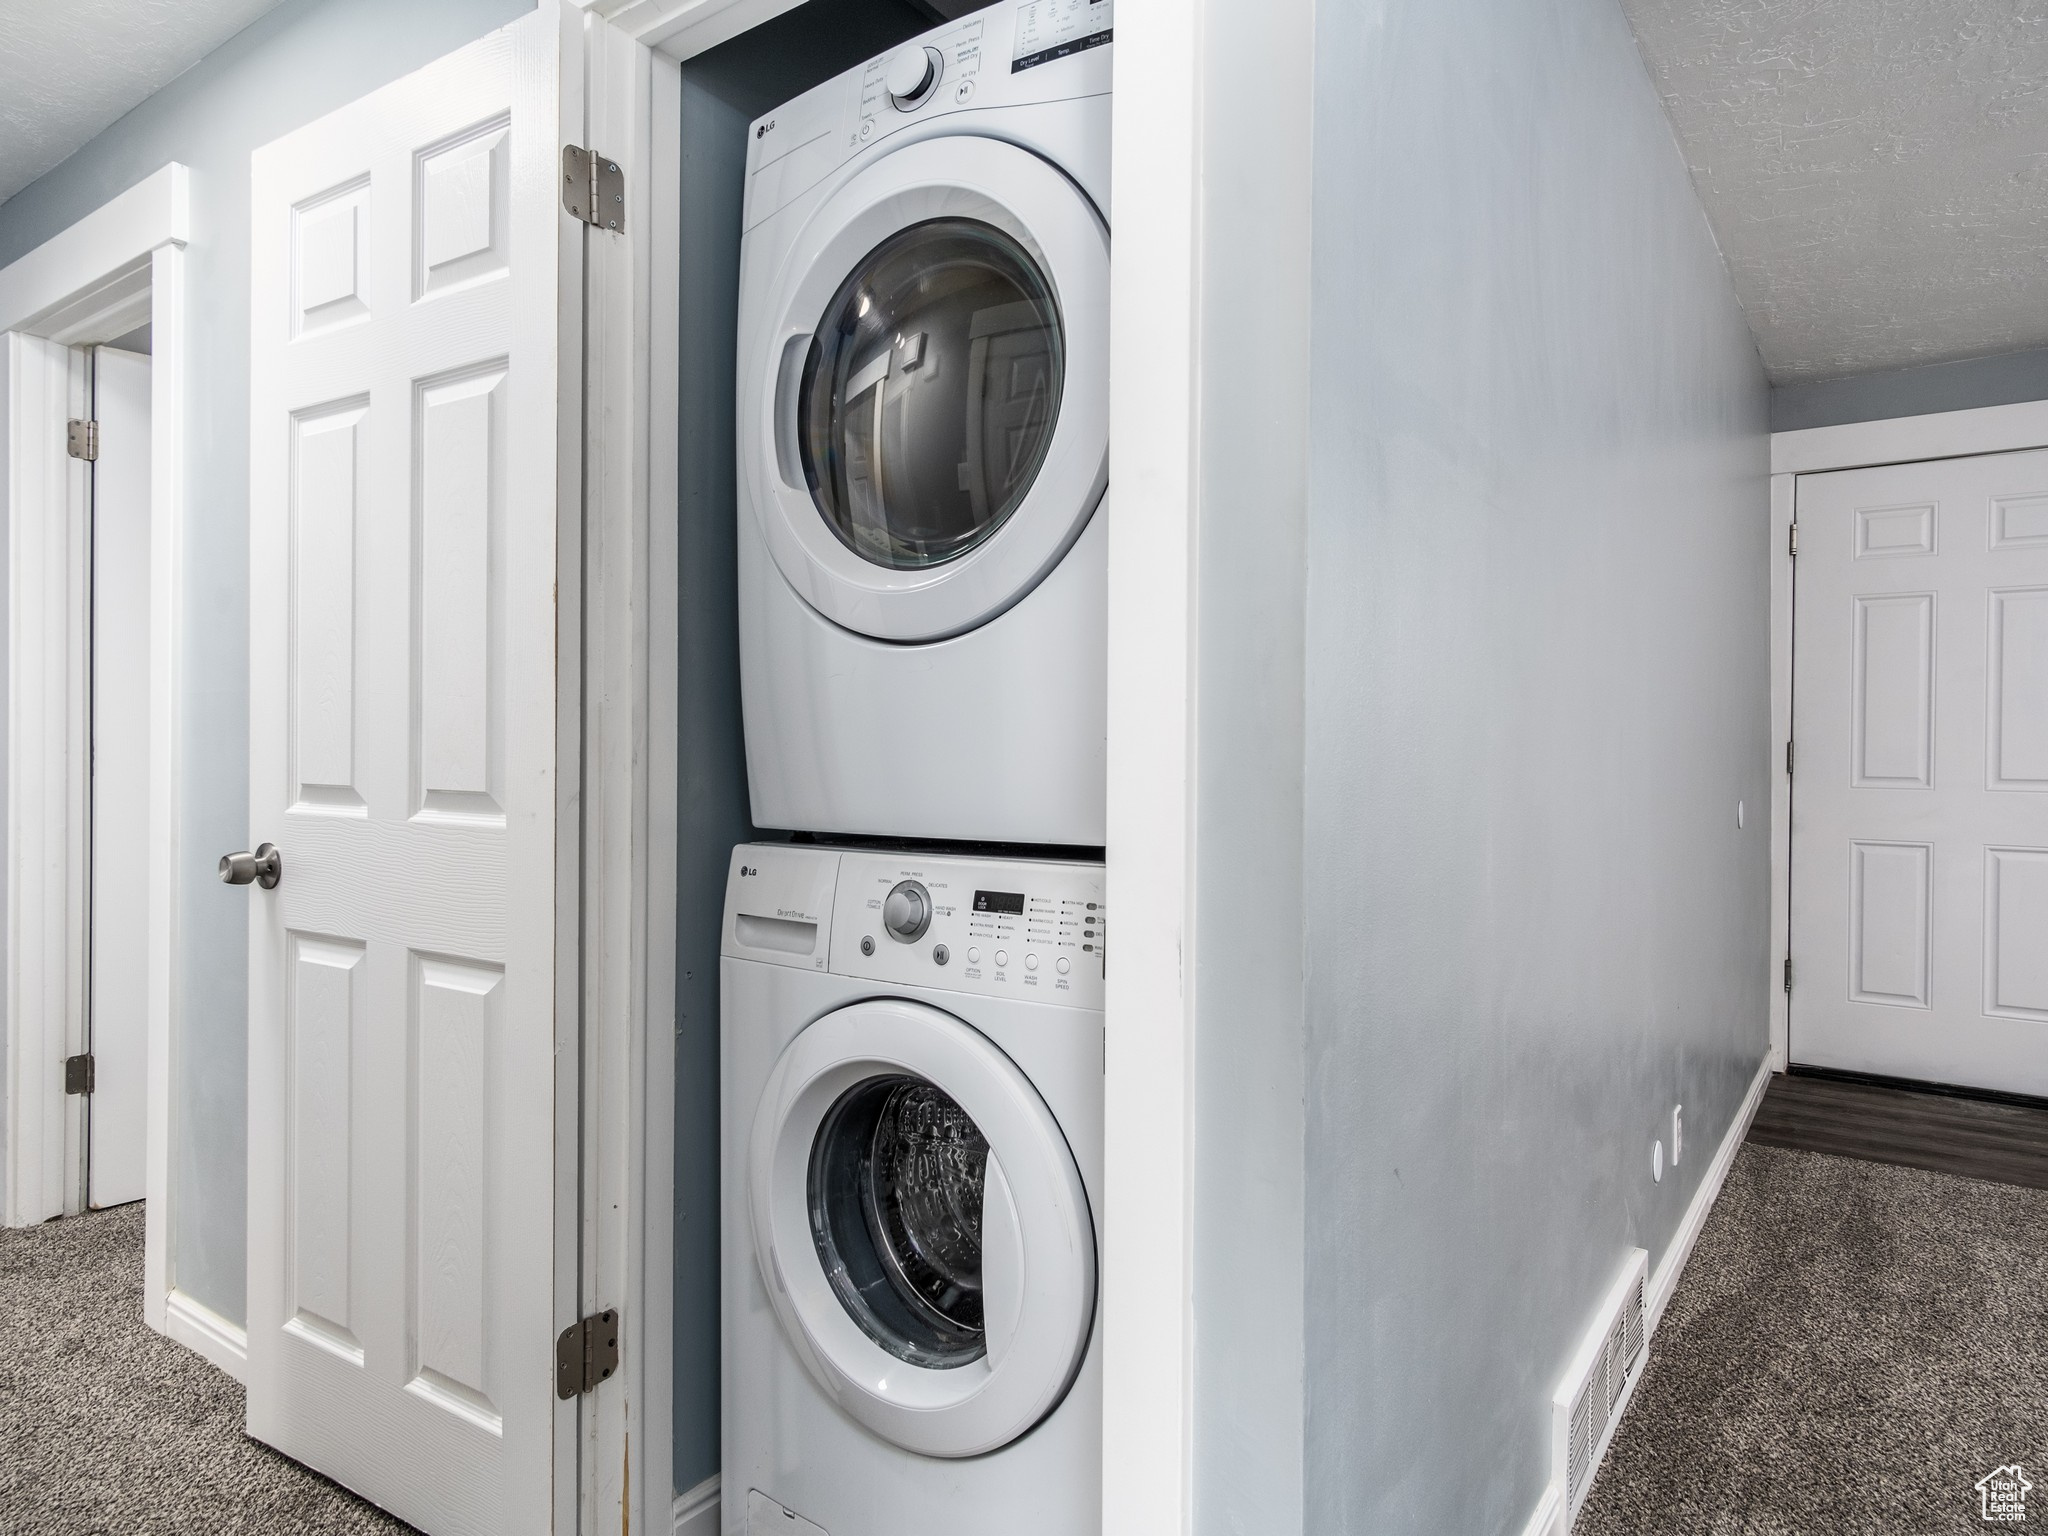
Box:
832;850;1105;1010
742;0;1113;231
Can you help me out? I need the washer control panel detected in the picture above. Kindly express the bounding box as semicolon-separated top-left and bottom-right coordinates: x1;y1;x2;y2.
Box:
832;849;1104;1010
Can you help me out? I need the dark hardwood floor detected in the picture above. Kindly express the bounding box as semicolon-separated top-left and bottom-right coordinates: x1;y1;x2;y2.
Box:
1748;1070;2048;1191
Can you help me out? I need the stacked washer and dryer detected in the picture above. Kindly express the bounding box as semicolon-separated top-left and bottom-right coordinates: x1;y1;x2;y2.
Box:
721;4;1111;1534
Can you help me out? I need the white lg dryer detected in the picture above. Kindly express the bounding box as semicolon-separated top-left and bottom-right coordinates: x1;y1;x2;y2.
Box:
736;0;1112;846
722;843;1104;1535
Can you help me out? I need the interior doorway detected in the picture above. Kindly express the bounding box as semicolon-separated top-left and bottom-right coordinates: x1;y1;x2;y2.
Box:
86;340;152;1209
1787;443;2048;1098
0;167;186;1367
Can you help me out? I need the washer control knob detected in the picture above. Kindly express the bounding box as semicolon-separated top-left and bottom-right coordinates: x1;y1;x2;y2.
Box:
886;44;942;108
882;880;932;942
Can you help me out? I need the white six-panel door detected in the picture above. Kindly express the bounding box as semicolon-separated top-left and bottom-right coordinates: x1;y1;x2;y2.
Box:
244;11;577;1532
1791;447;2048;1095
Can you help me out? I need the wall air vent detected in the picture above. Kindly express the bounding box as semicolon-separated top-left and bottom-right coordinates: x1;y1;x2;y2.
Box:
1552;1248;1649;1527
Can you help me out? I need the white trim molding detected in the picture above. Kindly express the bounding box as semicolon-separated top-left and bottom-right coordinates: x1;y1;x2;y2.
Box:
163;1286;248;1381
1519;1479;1565;1536
573;0;801;59
0;165;189;338
140;240;186;1336
1102;0;1200;1530
672;1474;719;1536
1768;472;1794;1073
1646;1058;1772;1332
1772;397;2048;476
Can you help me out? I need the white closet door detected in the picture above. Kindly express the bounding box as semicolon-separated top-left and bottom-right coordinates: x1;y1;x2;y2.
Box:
1792;447;2048;1095
244;9;579;1532
87;344;151;1208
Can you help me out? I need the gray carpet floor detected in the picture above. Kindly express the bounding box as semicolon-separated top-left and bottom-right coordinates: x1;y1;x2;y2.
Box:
1577;1143;2048;1535
8;1150;2043;1533
0;1203;416;1536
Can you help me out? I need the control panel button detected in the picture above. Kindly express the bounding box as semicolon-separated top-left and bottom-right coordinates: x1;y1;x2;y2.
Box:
885;44;943;109
954;79;976;104
994;950;1008;969
967;947;980;964
1025;953;1038;971
1056;957;1071;975
933;944;950;966
860;935;875;957
883;880;932;942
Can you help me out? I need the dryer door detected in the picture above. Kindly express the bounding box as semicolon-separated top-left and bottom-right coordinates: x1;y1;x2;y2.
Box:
748;998;1096;1457
741;135;1108;642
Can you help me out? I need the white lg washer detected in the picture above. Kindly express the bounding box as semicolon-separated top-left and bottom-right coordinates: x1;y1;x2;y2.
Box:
722;842;1104;1535
736;0;1112;846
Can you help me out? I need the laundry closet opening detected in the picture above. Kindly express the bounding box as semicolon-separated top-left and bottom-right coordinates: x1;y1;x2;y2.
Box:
668;0;982;1498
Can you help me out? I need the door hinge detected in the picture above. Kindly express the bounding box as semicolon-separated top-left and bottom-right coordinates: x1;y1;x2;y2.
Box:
1783;957;1794;994
562;146;625;232
1788;522;1799;557
64;1053;95;1094
67;419;98;462
555;1308;620;1398
1785;739;1794;777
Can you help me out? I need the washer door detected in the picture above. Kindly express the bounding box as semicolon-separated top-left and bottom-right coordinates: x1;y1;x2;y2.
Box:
741;134;1109;642
748;999;1096;1457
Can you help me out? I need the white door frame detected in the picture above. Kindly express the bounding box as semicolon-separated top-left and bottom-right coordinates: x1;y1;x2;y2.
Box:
571;8;740;1529
0;167;188;1322
600;3;1318;1534
1768;398;2048;1072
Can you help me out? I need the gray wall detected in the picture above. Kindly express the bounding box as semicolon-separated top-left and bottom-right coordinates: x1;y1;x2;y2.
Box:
1773;344;2048;432
0;0;535;1322
1298;0;1771;1531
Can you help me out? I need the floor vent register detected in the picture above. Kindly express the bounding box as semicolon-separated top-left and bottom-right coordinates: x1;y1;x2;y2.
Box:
1552;1247;1649;1527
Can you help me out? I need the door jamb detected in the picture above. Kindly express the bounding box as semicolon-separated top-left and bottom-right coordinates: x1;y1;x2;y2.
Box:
1768;399;2048;1073
0;170;188;1342
571;6;802;1533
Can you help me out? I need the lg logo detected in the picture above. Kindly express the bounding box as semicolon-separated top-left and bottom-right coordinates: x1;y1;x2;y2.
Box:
740;865;758;877
755;119;774;139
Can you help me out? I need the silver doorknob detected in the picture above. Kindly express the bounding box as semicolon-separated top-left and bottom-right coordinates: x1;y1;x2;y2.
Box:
220;843;282;889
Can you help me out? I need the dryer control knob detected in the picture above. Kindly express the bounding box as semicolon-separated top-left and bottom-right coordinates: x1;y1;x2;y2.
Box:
886;45;942;108
882;880;932;942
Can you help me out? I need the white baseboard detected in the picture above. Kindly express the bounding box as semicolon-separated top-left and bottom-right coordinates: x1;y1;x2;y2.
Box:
1646;1056;1772;1333
1518;1478;1564;1536
1516;1052;1773;1535
674;1473;719;1536
161;1287;248;1383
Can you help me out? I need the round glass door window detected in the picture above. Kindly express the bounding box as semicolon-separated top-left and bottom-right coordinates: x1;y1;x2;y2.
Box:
798;218;1065;570
808;1074;989;1368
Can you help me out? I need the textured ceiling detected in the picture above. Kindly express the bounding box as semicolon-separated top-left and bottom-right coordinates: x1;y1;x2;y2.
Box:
1621;0;2048;383
0;0;286;206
